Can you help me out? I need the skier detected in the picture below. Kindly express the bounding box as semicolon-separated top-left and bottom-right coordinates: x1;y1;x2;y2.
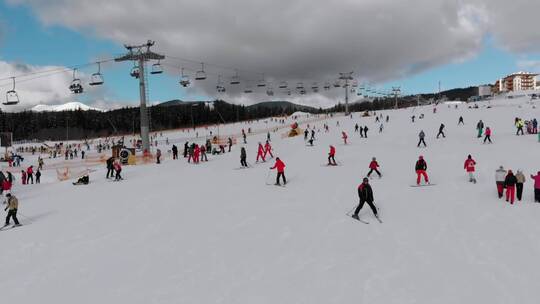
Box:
379;124;383;133
516;118;525;136
156;149;162;164
106;156;114;178
228;137;233;152
417;130;427;147
359;126;364;138
311;129;315;140
458;116;464;125
172;144;178;160
411;115;415;123
495;166;507;198
504;170;517;204
415;155;429;185
342;131;348;145
242;132;247;144
183;141;189;158
476;120;484;138
328;145;337;166
256;142;266;162
304;129;309;140
483;127;492;143
354;124;359;132
270;157;286;185
352;177;379;220
193;144;200;164
73;174;89;185
515;170;525;201
21;170;26;185
26;166;34;184
3;193;20;227
436;123;445;138
240;147;248;167
367;157;382;178
35;169;41;184
264;141;274;159
386;115;389;123
363;126;369;138
114;160;123;181
200;145;208;162
530;171;540;202
464;155;477;183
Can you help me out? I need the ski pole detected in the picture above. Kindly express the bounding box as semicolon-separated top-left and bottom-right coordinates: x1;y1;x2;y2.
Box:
346;205;357;216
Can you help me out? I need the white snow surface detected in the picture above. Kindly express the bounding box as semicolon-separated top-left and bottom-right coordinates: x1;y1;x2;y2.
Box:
30;101;103;112
3;97;540;304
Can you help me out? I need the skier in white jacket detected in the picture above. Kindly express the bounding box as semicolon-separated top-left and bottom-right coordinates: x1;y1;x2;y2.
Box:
495;166;507;199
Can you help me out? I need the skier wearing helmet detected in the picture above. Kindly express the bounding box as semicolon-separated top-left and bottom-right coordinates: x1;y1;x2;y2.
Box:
415;155;429;185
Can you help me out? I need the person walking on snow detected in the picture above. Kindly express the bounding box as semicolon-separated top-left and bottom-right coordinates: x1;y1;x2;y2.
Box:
464;155;477;183
264;141;274;159
516;118;525;135
367;157;382;178
504;170;518;204
483;127;492;143
328;145;337;166
240;147;248;167
172;144;178;160
436;123;445;138
270;157;286;185
530;171;540;202
3;193;20;227
352;177;379;220
415;155;429;185
495;166;507;198
256;142;266;162
35;169;41;184
515;170;525;201
342;131;348;144
476;120;484;138
417;130;427;147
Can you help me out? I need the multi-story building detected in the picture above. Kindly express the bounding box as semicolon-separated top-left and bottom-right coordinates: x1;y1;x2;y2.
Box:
492;71;538;94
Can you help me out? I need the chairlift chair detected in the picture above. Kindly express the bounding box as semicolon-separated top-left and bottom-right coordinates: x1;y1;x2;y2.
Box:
179;68;191;87
312;82;319;92
257;74;266;87
130;64;140;79
216;75;226;92
279;81;288;89
244;82;253;94
352;80;358;88
150;60;163;75
69;69;84;94
324;82;331;90
89;62;104;86
4;77;19;105
333;80;341;88
296;82;304;90
195;63;207;80
230;70;240;85
300;89;306;95
287;89;291;96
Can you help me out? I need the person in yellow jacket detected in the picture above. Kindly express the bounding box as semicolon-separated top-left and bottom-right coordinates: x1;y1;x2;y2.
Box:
3;193;20;227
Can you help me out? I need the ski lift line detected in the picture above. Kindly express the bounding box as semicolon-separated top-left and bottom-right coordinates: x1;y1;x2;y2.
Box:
162;54;263;77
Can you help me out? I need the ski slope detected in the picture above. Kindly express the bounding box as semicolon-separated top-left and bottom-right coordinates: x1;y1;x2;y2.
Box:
2;97;540;304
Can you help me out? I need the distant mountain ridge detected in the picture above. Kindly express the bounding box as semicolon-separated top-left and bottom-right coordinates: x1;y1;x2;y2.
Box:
31;102;103;112
157;99;319;113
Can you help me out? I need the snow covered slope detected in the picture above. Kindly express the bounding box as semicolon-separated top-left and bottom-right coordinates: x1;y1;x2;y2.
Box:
30;101;103;112
2;96;540;304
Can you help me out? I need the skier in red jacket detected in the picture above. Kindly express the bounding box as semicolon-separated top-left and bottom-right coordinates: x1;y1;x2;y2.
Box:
193;144;200;164
256;142;266;162
342;131;348;145
328;145;337;166
264;140;274;159
367;157;382;178
270;157;286;185
464;154;477;183
415;155;429;185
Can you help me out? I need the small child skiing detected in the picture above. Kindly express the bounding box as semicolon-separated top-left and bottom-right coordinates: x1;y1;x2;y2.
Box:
240;147;248;167
114;160;123;181
256;142;266;162
367;157;382;178
342;131;348;145
417;130;427;147
415;155;429;185
464;155;477;183
328;145;337;166
264;141;274;159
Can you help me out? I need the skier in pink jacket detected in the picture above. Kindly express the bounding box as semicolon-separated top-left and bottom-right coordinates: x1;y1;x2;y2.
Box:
530;171;540;202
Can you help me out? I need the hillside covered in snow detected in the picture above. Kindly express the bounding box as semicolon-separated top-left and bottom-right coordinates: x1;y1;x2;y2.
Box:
2;95;540;304
30;101;103;112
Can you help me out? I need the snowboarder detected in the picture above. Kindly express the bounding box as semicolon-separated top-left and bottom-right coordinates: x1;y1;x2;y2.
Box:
515;170;525;201
464;155;477;183
530;171;540;202
417;130;427;147
458;116;464;125
476;120;484;138
352;177;378;220
342;131;348;144
3;193;20;227
270;157;286;185
483;127;492;143
415;155;429;185
106;157;114;178
172;145;178;160
240;147;248;167
504;170;517;204
328;145;337;166
156;149;162;164
436;123;445;138
256;142;266;162
367;157;381;178
264;141;274;159
495;166;506;198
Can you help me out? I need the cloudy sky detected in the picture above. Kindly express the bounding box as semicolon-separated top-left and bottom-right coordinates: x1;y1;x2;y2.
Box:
1;0;540;110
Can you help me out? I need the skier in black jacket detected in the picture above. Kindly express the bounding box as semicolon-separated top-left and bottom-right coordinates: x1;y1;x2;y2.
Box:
352;178;379;219
106;157;114;179
436;123;445;138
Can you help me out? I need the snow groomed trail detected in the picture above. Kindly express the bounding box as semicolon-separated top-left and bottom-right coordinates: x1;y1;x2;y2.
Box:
2;97;540;304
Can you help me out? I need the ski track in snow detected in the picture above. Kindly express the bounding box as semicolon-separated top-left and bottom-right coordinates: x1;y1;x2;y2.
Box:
2;98;540;303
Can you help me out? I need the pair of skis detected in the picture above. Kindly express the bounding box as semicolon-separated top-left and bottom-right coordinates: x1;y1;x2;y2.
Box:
0;223;23;231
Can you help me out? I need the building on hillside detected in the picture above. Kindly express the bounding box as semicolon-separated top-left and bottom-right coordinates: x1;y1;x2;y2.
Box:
492;71;538;94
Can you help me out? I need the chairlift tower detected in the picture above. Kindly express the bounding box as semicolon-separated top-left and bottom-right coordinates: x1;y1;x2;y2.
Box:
338;72;354;114
392;86;401;109
115;40;164;153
